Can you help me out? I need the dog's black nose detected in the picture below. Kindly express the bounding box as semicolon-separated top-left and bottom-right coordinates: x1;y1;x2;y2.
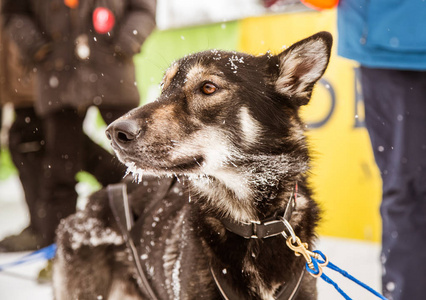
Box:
106;119;140;147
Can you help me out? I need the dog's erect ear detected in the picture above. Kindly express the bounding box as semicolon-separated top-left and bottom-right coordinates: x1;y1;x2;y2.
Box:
275;31;332;106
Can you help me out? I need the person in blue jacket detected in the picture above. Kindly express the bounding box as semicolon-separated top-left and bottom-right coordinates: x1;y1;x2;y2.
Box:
338;1;426;299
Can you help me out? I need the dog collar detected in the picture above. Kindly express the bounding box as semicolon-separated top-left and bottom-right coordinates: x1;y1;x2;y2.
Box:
219;183;298;239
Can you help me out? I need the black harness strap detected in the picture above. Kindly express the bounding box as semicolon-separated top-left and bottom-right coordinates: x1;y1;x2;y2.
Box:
210;263;305;300
275;269;305;300
108;183;159;300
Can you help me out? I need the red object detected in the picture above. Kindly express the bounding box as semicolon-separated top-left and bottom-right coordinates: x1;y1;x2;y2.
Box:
92;7;115;34
300;0;339;10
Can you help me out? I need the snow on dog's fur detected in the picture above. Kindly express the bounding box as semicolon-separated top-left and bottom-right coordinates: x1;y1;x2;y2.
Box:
53;32;333;300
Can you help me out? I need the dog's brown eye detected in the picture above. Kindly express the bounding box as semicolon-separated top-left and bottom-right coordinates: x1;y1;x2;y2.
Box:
201;82;217;95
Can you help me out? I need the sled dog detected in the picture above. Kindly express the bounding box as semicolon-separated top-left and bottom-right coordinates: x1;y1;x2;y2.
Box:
53;31;333;300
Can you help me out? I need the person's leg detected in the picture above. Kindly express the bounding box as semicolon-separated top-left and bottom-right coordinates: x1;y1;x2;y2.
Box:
9;107;44;230
82;134;125;186
360;66;426;300
35;108;84;246
82;107;132;186
0;107;45;251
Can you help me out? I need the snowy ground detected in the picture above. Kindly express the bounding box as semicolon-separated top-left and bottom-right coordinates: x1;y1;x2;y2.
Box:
0;176;383;300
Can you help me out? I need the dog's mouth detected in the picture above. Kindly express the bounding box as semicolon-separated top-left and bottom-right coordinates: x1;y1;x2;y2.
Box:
124;156;205;183
116;144;205;178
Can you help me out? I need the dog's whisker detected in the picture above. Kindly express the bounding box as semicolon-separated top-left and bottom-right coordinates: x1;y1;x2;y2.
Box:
193;157;202;167
124;161;145;183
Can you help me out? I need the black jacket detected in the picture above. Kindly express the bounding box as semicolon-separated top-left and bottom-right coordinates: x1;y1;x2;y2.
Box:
2;0;156;116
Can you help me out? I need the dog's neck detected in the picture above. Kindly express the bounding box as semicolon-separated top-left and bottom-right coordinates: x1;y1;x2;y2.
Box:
188;152;309;222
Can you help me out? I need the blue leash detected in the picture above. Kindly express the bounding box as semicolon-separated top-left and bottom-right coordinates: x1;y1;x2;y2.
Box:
0;243;56;271
307;250;388;300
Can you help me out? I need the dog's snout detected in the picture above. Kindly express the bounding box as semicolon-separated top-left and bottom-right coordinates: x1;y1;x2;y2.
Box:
106;120;140;147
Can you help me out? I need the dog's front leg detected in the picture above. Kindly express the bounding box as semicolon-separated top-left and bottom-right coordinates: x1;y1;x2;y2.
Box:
52;206;119;300
53;242;115;300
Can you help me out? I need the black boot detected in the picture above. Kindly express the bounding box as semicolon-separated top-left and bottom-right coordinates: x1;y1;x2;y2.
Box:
0;226;47;252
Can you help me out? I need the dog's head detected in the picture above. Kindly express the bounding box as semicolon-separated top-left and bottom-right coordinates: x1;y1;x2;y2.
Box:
106;32;332;186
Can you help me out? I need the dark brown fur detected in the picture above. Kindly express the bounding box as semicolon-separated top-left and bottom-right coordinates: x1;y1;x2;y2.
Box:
53;32;333;300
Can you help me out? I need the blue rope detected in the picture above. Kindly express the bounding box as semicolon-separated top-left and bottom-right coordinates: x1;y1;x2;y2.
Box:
307;250;388;300
0;243;56;271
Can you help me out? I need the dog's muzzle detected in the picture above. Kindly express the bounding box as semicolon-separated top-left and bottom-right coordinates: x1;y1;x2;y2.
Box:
106;119;140;149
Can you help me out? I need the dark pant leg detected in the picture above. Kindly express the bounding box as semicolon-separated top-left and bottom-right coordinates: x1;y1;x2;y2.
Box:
81;133;125;186
36;109;84;245
360;66;426;300
8;107;44;231
81;107;132;186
